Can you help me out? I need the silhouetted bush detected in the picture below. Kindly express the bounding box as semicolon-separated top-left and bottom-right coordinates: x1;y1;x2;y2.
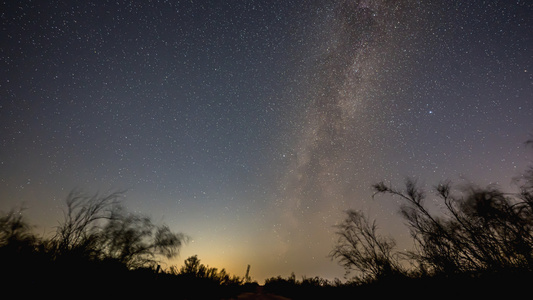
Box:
48;190;188;269
263;273;298;298
371;177;533;277
330;210;405;283
263;273;351;299
169;255;245;299
0;208;47;293
332;139;533;289
0;191;192;297
0;190;260;298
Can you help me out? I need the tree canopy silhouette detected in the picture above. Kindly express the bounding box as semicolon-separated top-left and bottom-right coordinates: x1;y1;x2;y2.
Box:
49;190;188;269
0;190;191;297
330;210;403;282
332;140;533;282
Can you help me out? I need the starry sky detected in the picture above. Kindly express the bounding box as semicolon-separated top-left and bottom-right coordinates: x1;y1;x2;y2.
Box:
1;0;532;282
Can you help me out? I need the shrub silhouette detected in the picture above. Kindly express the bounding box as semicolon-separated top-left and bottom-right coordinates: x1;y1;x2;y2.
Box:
263;273;352;299
0;207;39;254
330;140;533;283
175;255;242;284
100;209;186;268
370;178;533;276
169;255;244;299
49;190;187;269
332;140;533;285
330;210;404;282
0;208;44;288
1;190;190;297
0;190;260;298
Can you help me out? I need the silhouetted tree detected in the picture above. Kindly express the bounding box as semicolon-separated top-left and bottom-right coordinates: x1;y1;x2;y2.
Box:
372;179;465;275
176;255;243;285
334;139;533;281
0;207;38;252
330;210;404;282
50;190;121;258
0;191;192;297
0;207;52;294
50;190;187;269
179;254;202;275
371;176;533;276
170;255;244;299
100;208;187;268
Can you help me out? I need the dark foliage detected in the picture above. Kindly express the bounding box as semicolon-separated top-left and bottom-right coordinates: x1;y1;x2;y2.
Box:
368;177;533;277
330;139;533;294
329;210;404;282
169;255;246;299
0;191;261;299
48;190;188;269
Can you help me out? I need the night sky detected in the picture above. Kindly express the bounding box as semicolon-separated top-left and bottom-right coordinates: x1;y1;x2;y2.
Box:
1;0;532;282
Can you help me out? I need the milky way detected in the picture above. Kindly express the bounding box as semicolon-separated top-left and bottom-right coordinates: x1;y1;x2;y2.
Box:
271;0;532;278
275;0;418;255
284;2;389;205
